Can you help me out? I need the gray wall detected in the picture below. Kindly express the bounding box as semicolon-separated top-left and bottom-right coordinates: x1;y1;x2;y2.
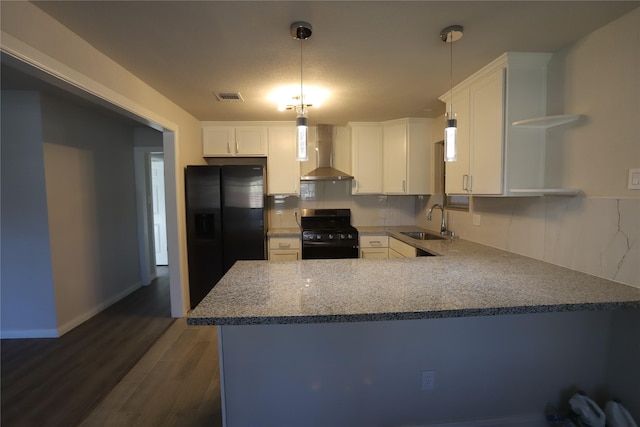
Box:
607;309;640;417
40;93;142;333
1;91;58;337
1;90;143;337
220;311;614;426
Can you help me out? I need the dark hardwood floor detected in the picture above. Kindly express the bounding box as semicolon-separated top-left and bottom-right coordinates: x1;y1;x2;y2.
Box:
1;267;175;427
80;318;222;427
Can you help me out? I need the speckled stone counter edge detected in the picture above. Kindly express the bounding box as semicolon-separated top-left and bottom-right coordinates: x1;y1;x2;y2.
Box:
187;301;640;326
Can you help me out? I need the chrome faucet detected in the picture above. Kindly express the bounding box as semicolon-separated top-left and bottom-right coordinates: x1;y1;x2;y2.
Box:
427;204;447;234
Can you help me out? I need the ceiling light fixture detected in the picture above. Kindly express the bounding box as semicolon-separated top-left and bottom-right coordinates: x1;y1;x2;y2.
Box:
291;21;313;162
440;25;463;162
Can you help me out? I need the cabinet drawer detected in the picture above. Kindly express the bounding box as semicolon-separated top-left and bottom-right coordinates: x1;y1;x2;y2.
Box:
268;237;301;250
360;247;389;259
360;235;389;248
269;249;300;261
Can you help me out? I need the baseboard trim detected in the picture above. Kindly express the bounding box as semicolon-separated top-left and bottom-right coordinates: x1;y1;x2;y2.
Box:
0;328;60;339
418;414;545;427
56;281;143;336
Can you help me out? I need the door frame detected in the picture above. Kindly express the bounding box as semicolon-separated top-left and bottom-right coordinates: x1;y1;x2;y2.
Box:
134;146;163;286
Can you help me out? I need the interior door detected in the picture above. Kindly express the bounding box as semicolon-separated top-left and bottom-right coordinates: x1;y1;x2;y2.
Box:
150;155;168;265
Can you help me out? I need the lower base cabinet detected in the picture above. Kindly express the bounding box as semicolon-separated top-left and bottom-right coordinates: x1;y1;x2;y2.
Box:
389;237;417;258
360;235;389;259
268;237;301;261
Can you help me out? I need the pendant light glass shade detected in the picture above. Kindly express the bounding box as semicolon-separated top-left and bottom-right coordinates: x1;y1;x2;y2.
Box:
441;25;463;163
296;112;308;161
444;115;457;162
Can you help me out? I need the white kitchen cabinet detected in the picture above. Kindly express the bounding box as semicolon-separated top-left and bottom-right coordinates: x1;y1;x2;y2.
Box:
359;235;389;259
202;124;267;157
388;237;416;258
440;52;564;196
382;118;433;195
349;123;383;194
469;66;505;195
268;237;301;261
267;125;299;195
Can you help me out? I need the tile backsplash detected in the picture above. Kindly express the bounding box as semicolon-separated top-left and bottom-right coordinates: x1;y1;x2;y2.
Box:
417;196;639;289
267;180;416;229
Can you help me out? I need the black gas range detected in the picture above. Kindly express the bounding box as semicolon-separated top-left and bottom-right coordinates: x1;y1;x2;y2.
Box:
300;209;359;259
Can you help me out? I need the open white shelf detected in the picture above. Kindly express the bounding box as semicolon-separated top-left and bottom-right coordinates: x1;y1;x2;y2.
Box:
512;114;582;129
509;188;581;196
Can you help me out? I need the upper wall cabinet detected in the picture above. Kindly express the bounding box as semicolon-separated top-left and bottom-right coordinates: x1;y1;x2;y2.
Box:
267;125;300;195
349;118;433;196
350;123;383;194
382;118;433;195
440;52;580;197
202;123;267;157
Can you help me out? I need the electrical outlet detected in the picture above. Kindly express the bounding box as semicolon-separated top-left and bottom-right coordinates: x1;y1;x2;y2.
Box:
628;168;640;190
473;214;481;226
421;370;436;391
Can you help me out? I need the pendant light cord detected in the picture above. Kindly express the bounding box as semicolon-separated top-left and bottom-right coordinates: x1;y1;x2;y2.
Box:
300;36;304;114
449;30;453;119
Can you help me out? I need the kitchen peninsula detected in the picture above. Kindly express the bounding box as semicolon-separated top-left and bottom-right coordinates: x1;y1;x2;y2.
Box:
188;230;640;427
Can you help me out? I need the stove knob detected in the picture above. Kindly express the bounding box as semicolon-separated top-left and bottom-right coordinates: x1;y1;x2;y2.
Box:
316;235;321;240
347;234;353;239
340;234;346;240
328;234;334;240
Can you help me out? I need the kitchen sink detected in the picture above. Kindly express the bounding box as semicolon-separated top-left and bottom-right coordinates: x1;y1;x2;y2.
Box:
400;231;445;241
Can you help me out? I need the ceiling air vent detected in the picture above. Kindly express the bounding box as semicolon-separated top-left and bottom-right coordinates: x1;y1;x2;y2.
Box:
213;91;244;102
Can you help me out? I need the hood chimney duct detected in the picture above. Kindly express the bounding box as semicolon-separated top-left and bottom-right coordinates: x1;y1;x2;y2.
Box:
301;124;353;181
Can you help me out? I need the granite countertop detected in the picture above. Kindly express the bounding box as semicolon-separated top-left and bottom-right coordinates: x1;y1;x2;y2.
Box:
267;227;300;237
188;227;640;326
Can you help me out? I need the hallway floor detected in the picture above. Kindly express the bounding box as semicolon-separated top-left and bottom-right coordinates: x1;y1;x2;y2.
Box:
1;268;176;426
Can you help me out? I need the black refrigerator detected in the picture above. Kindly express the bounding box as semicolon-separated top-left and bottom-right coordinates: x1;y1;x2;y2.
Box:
185;165;266;308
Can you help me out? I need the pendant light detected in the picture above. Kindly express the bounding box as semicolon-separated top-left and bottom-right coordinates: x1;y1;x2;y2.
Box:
440;25;463;162
291;22;312;161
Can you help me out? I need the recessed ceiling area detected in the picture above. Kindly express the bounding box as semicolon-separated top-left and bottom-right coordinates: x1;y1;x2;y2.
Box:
28;1;640;125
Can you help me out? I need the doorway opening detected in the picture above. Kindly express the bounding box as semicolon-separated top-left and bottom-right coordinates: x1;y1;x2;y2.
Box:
150;153;168;266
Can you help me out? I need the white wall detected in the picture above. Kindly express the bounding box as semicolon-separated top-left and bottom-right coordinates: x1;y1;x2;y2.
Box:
40;93;142;334
0;91;59;338
418;8;640;289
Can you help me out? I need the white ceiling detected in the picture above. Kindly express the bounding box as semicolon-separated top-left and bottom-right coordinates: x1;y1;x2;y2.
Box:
29;1;640;125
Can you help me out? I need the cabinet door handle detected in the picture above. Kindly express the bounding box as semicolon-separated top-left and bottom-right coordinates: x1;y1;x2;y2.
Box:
462;175;473;192
227;141;231;154
370;240;381;246
278;243;291;248
235;140;239;154
402;180;406;192
355;181;359;192
468;175;472;192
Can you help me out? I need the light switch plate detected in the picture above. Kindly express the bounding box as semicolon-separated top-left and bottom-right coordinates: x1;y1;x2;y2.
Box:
473;214;481;226
628;168;640;190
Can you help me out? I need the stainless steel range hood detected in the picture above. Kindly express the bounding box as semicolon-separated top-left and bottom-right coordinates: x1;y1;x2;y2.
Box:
301;124;353;181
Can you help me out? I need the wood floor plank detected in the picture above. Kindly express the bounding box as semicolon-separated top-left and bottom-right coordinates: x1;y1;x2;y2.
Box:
1;267;173;427
81;319;223;427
